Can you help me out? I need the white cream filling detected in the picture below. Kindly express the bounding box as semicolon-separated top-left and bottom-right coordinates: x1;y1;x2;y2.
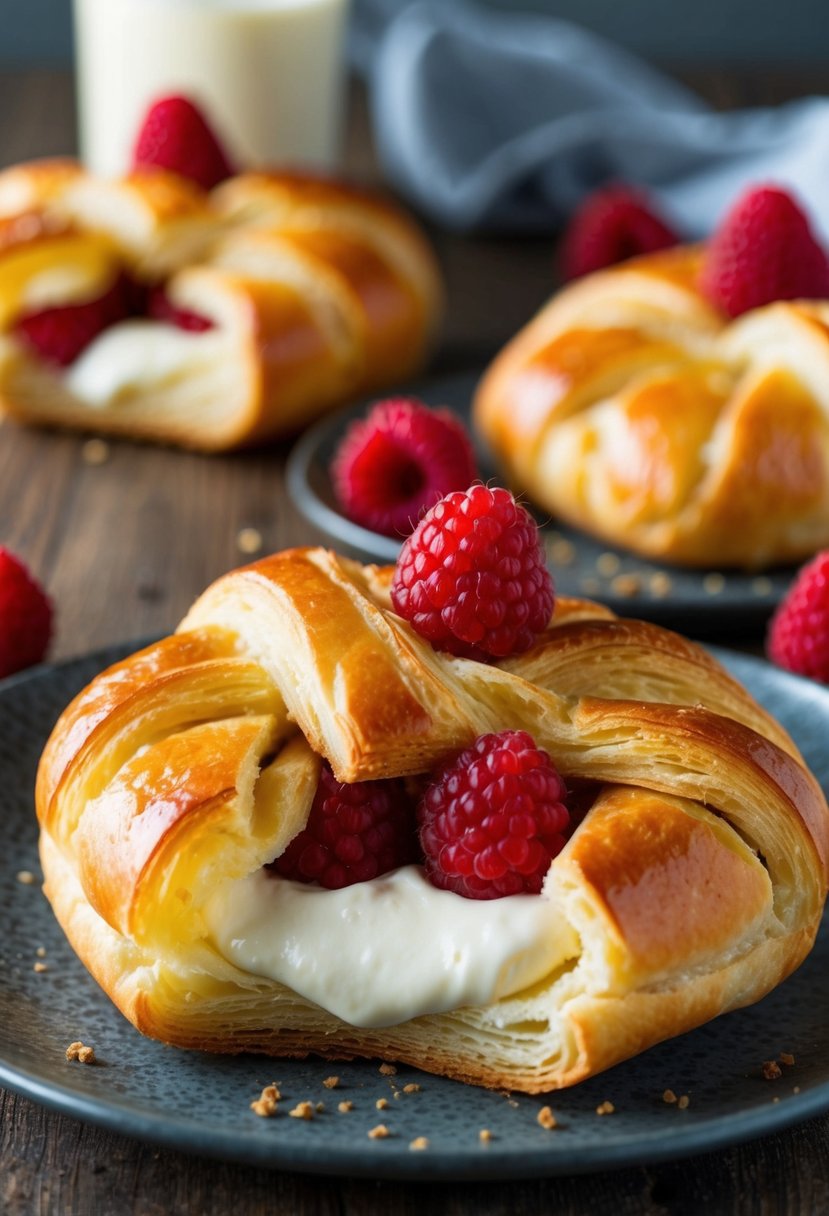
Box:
65;320;225;406
204;865;578;1028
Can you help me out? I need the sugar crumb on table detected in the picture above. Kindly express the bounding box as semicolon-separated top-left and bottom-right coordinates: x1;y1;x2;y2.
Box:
479;1129;493;1143
337;1100;353;1113
662;1089;678;1104
288;1101;315;1120
322;1075;340;1089
780;1052;795;1066
536;1105;557;1130
250;1085;279;1118
378;1063;397;1076
368;1124;390;1140
32;961;48;973
596;1101;615;1116
762;1060;783;1080
375;1097;389;1110
677;1095;690;1110
16;870;36;885
409;1137;429;1151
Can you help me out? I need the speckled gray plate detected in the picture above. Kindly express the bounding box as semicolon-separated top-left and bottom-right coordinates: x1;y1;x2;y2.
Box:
2;645;829;1179
287;371;797;639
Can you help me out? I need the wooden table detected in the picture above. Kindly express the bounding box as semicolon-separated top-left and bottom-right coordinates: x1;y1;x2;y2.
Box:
2;68;828;1215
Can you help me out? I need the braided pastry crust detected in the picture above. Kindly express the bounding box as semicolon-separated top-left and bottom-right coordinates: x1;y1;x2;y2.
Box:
36;548;829;1091
474;247;829;569
0;161;441;450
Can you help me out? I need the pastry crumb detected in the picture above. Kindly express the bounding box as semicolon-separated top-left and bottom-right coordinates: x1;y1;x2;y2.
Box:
479;1128;493;1143
368;1124;390;1140
81;438;110;465
322;1075;340;1089
536;1105;557;1130
65;1041;95;1064
288;1101;315;1120
780;1052;795;1066
409;1136;429;1151
649;572;673;598
337;1100;353;1113
662;1089;677;1104
375;1097;389;1111
610;573;641;598
36;946;46;958
250;1085;280;1118
379;1063;397;1076
596;1101;615;1116
16;870;36;885
33;961;48;973
236;527;263;555
402;1083;421;1094
762;1060;782;1081
677;1095;690;1110
596;552;621;577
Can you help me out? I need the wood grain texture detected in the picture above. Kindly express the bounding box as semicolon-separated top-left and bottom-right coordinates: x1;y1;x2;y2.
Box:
2;66;829;1216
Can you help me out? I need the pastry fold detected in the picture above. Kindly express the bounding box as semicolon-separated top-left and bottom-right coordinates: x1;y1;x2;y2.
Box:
474;247;829;569
0;162;442;450
36;548;829;1091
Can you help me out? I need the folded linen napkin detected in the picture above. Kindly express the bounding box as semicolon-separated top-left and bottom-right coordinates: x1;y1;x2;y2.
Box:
351;0;829;237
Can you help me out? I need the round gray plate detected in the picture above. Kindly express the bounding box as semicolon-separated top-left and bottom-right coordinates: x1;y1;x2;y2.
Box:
287;371;797;639
2;645;829;1179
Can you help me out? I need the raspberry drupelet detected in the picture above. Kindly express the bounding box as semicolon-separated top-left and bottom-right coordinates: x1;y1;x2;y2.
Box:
391;484;555;661
0;547;53;678
418;730;571;899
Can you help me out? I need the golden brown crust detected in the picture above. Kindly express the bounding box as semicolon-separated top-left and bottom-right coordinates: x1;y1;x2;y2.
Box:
36;547;829;1092
474;246;829;569
0;164;442;450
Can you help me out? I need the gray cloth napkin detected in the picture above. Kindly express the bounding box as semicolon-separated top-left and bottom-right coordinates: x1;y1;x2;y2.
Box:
351;0;829;237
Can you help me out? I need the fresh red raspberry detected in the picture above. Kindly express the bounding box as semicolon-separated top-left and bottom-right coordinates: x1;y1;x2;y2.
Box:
15;275;134;367
418;730;570;900
132;95;235;191
560;184;678;281
148;288;214;333
269;763;417;889
390;485;555;661
0;547;53;678
331;397;478;538
700;185;829;318
767;551;829;683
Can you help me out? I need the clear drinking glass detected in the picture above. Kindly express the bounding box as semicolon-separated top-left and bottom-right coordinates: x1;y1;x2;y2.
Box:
73;0;350;178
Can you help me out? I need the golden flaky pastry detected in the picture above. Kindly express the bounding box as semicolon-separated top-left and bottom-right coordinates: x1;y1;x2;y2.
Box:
0;161;441;450
36;547;829;1092
474;247;829;569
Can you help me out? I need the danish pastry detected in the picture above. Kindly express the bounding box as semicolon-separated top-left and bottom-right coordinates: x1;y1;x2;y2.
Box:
0;161;441;450
474;247;829;568
36;545;829;1092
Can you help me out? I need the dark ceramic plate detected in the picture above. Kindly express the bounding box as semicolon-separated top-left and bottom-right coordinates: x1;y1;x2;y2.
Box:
2;646;829;1179
287;371;798;640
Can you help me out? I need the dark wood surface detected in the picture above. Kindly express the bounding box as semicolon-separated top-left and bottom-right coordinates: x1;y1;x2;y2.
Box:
1;67;828;1215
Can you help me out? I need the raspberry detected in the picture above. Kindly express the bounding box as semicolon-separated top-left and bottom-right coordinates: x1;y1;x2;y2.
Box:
560;184;678;281
418;730;570;899
390;485;555;661
767;551;829;683
148;288;214;333
132;95;235;191
331;398;478;538
269;763;417;889
15;275;134;367
0;548;53;678
700;185;829;318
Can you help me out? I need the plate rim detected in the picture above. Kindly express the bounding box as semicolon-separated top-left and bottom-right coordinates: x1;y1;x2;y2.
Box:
2;643;829;1179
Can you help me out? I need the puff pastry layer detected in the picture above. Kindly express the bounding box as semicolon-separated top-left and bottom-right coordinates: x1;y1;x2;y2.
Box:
36;548;829;1091
0;161;441;450
474;247;829;569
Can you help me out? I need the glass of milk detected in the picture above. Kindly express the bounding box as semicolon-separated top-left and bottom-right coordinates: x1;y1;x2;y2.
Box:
73;0;350;178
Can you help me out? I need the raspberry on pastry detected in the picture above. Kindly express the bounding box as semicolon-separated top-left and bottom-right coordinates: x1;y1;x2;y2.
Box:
391;484;555;661
132;95;235;190
269;763;417;888
418;730;570;899
767;551;829;683
0;547;52;678
559;184;679;281
14;275;135;367
331;397;478;538
700;184;829;318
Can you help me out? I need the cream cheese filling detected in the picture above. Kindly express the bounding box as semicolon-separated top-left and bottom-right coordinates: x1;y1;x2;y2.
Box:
205;865;578;1029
